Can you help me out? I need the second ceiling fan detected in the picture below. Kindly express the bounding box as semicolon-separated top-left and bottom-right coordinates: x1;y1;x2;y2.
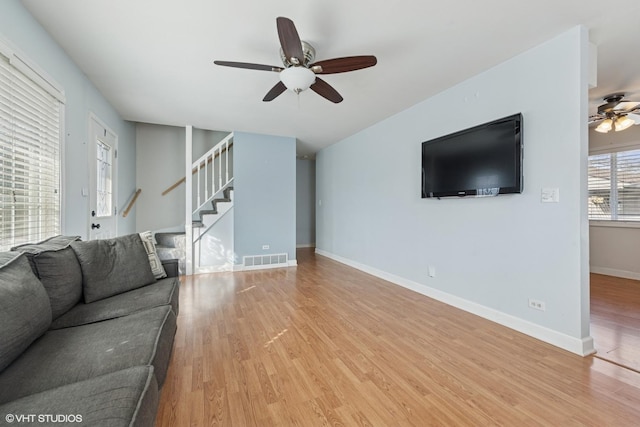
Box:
214;17;377;103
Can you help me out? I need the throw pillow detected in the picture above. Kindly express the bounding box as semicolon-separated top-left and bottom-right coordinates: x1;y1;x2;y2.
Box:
71;234;157;303
139;231;167;279
0;252;52;371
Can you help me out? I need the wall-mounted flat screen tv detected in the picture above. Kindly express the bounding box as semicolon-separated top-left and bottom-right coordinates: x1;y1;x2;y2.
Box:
421;113;523;198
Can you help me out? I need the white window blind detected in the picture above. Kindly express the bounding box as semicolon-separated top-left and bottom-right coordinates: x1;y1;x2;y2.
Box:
588;149;640;221
0;49;62;251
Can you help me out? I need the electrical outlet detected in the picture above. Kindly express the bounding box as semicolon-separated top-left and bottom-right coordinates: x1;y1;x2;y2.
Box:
428;266;436;278
262;245;270;250
528;298;546;311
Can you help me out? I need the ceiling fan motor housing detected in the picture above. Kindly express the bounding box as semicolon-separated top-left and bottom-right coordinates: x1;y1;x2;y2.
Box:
598;93;626;115
280;41;316;67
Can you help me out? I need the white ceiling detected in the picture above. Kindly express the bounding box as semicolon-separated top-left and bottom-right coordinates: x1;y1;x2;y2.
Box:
21;0;640;156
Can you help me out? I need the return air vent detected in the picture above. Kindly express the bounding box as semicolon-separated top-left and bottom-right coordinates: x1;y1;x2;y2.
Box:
243;253;288;270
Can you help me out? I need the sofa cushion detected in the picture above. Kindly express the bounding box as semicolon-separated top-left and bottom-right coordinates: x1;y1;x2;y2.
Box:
0;252;52;372
30;247;83;319
71;234;156;303
139;231;167;279
11;235;81;272
50;277;179;329
0;305;176;403
0;366;158;427
12;237;83;320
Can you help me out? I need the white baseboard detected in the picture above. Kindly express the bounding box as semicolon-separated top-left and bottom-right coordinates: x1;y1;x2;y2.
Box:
590;266;640;281
316;248;595;357
296;243;316;248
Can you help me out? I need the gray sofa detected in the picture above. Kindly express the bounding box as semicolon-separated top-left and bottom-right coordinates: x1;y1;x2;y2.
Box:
0;233;179;427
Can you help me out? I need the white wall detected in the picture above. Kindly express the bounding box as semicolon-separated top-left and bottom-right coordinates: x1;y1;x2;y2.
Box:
316;27;592;355
196;209;234;270
296;159;316;247
589;125;640;279
0;1;136;238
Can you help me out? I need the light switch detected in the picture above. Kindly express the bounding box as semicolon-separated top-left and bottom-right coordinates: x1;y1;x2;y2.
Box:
541;188;559;203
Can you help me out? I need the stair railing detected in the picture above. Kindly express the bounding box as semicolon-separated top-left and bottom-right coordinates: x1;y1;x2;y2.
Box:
193;133;233;214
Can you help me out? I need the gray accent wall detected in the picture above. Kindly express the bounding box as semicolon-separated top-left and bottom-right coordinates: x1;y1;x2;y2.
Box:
0;1;136;238
135;124;230;232
135;124;186;232
316;27;591;354
233;132;296;263
296;159;316;247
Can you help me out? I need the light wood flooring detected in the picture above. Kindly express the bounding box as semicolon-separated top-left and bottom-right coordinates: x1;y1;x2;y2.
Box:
591;273;640;372
156;249;640;426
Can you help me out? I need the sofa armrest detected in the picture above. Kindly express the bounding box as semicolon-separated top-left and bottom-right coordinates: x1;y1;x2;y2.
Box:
161;259;179;278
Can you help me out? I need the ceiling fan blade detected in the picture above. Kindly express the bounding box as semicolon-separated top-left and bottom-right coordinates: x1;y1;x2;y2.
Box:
310;56;377;74
214;61;282;72
310;78;343;103
263;81;287;102
628;112;640;124
613;101;640;112
277;17;304;64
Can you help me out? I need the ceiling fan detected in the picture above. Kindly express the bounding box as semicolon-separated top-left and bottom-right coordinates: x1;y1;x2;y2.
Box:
589;93;640;133
214;17;377;104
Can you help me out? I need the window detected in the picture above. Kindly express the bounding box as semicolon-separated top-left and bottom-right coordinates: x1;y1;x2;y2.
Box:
0;41;64;251
588;149;640;221
95;139;113;217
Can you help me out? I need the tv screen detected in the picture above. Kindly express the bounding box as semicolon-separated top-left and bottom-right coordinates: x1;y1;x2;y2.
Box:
421;113;523;198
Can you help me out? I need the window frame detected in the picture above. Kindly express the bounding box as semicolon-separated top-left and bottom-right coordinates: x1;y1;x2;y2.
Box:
0;36;66;250
589;143;640;229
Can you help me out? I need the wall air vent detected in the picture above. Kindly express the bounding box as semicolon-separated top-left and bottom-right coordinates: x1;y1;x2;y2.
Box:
243;253;288;270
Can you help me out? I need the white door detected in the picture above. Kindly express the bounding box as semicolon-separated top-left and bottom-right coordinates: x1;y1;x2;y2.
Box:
89;115;118;239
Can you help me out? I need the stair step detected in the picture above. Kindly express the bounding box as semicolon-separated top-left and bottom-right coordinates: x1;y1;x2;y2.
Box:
195;185;234;226
154;232;185;248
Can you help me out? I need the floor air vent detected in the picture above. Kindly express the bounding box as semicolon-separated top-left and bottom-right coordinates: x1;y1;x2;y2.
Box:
243;253;288;270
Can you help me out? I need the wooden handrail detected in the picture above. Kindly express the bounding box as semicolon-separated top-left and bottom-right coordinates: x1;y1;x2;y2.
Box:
161;142;233;196
122;188;141;217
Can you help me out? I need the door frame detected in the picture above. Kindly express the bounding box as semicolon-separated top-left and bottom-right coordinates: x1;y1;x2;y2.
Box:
88;112;118;239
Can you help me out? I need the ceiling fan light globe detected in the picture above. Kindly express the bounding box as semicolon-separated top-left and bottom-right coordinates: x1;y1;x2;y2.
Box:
280;66;316;93
614;115;634;132
595;118;613;133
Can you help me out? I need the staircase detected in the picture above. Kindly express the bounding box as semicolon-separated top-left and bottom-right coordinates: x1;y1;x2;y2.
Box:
154;130;234;275
192;185;234;231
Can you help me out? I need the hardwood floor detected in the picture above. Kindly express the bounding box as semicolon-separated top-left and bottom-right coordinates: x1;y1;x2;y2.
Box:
156;249;640;426
591;273;640;372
